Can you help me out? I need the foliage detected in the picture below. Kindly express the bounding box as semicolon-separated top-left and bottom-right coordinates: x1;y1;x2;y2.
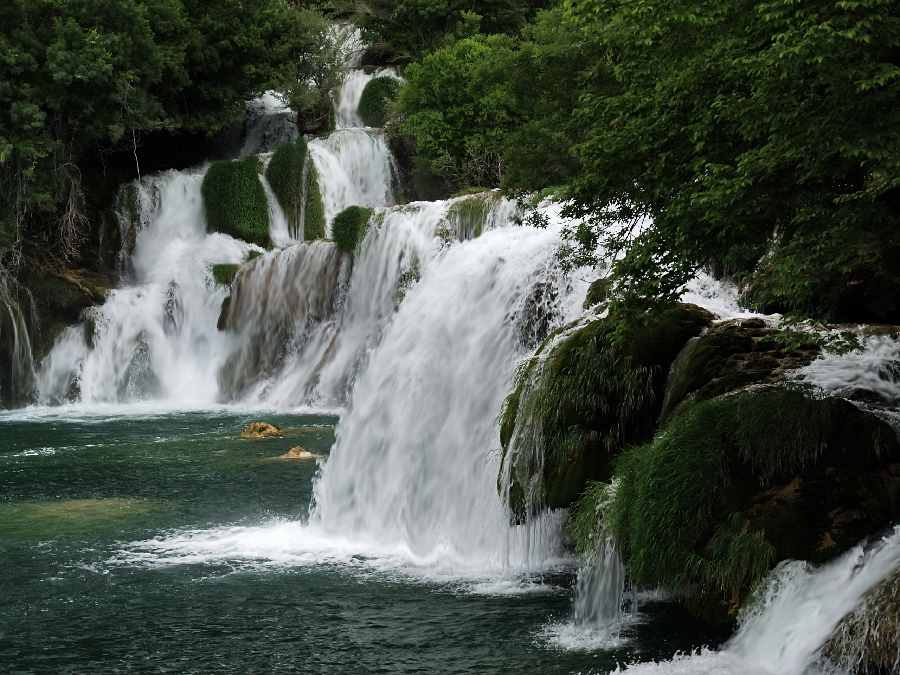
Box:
558;0;900;324
211;263;241;286
580;384;896;599
396;7;598;194
357;76;401;128
303;160;326;240
201;158;270;248
399;34;519;191
331;205;374;253
354;0;534;57
0;0;338;263
265;137;308;232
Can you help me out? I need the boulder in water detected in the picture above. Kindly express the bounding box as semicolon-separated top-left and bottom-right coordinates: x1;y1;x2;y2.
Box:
240;422;283;439
277;446;325;460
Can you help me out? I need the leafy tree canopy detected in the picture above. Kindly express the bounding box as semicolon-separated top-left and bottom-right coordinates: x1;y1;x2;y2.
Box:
0;0;337;262
561;0;900;324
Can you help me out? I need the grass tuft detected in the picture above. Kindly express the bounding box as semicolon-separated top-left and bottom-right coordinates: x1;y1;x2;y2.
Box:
331;205;374;254
202;158;270;247
357;76;401;128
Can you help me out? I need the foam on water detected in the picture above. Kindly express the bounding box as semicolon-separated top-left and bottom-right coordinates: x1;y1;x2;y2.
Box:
796;335;900;405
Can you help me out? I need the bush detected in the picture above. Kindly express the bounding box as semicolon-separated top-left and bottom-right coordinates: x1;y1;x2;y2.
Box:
331;205;374;254
357;76;401;128
265;137;308;233
211;263;242;286
202;158;270;247
304;160;326;240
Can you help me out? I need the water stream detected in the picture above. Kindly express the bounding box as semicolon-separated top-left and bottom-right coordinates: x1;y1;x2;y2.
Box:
3;63;900;674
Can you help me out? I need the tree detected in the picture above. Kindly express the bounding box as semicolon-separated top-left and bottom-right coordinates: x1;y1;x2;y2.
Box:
561;0;900;323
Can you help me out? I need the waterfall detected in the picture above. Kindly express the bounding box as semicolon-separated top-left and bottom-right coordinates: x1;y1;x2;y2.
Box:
37;169;253;406
0;271;36;407
309;222;580;569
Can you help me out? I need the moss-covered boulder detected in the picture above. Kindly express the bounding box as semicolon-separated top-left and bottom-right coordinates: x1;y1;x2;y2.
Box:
304;160;326;241
573;385;900;627
357;76;401;128
201;157;270;248
499;303;713;518
331;206;374;254
211;264;242;287
659;317;821;426
265;137;307;234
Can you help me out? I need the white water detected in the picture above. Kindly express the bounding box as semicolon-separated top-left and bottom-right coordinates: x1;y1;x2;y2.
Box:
22;60;897;670
613;528;900;674
797;335;900;405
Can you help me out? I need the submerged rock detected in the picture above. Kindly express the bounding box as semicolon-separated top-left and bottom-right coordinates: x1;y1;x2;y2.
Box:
240;422;283;439
277;446;325;460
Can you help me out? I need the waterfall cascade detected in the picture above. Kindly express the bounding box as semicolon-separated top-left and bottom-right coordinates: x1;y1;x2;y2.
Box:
15;53;900;675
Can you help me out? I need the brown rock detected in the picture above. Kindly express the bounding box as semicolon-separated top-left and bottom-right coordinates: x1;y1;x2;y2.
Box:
278;446;325;460
240;422;283;439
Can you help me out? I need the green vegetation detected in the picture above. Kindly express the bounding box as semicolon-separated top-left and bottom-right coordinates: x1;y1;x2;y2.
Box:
201;159;270;248
265;137;308;233
331;206;374;254
500;304;711;516
354;1;535;57
0;0;340;263
392;0;900;325
447;192;499;240
211;264;242;286
304;161;326;241
357;77;401;128
573;385;900;611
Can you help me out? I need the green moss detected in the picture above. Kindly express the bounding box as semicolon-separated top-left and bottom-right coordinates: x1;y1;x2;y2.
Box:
331;205;374;254
202;158;270;247
499;304;713;518
304;160;326;240
583;278;612;309
211;264;242;286
245;249;263;263
357;76;401;127
447;192;499;240
265;137;308;234
574;384;900;620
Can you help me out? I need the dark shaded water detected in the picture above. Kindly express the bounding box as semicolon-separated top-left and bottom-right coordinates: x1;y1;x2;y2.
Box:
1;410;722;674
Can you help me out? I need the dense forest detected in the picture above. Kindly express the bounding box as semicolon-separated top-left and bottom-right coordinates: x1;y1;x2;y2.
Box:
3;0;899;330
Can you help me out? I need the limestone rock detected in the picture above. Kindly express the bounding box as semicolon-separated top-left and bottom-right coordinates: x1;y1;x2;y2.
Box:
240;422;283;439
278;446;325;460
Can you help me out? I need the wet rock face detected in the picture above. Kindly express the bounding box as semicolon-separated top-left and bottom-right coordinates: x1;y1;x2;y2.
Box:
825;569;900;674
661;317;820;426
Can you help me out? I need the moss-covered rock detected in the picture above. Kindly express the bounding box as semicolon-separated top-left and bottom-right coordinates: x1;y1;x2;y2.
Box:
211;264;242;287
304;160;326;241
659;317;821;427
446;192;499;241
201;157;270;248
357;76;401;128
331;206;374;254
265;137;307;235
499;303;713;518
573;385;900;627
824;568;900;673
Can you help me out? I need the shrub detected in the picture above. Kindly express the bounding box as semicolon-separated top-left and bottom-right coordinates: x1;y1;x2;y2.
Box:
211;264;242;286
331;205;374;254
265;137;308;233
202;158;270;247
357;76;401;128
304;160;326;240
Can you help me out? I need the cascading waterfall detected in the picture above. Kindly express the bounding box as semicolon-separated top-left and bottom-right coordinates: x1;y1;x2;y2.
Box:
37;169;254;406
0;270;37;406
310;222;584;570
20;54;900;673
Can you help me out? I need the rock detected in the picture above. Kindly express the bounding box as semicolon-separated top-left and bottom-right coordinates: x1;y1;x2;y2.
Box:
659;317;820;427
277;446;325;460
240;422;283;439
499;302;714;517
824;569;900;673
